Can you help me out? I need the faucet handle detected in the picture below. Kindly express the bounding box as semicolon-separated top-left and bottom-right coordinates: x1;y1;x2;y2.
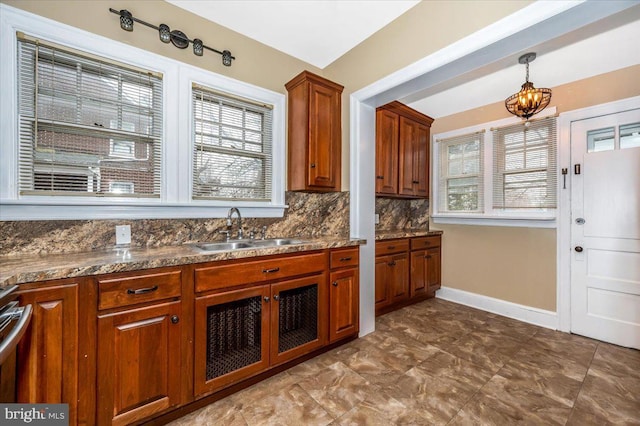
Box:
218;230;230;242
261;225;267;240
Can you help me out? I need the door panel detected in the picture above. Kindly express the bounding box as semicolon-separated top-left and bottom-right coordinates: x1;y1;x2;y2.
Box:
308;83;337;188
398;117;416;195
570;108;640;349
375;109;399;194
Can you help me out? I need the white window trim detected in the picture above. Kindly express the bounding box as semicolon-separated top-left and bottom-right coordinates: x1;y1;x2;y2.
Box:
0;4;286;220
431;107;557;228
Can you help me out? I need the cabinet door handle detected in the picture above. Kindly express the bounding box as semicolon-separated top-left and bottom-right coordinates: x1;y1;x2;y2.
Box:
424;255;432;259
339;257;352;262
273;295;280;301
264;296;270;303
332;281;338;287
387;246;395;250
262;267;280;274
171;315;179;324
127;285;158;295
310;163;316;168
412;180;419;184
388;261;396;266
376;175;384;179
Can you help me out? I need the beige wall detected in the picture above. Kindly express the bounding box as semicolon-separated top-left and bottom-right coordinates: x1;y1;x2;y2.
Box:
431;65;640;311
2;0;320;92
323;0;533;189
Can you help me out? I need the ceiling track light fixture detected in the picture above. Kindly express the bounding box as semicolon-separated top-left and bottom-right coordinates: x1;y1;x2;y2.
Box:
505;52;551;121
109;8;235;66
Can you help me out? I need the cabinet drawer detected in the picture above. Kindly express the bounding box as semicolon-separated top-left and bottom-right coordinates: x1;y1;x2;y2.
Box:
375;239;409;256
195;252;328;293
330;248;359;270
98;270;182;311
411;236;441;250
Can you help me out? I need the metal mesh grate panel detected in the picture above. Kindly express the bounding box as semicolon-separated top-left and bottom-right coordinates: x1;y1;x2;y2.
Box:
278;284;318;354
206;296;262;381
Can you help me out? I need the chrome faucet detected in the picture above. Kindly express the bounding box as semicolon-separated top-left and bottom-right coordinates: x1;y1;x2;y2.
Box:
226;207;243;240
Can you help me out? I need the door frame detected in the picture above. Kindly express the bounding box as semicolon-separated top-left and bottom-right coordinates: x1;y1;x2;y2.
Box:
556;95;640;332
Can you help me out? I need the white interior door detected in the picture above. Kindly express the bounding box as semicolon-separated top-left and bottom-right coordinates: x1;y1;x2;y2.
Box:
570;108;640;349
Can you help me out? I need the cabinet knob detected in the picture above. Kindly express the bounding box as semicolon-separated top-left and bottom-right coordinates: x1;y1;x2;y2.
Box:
388;261;396;266
412;180;419;184
264;296;270;302
376;175;384;179
332;281;338;287
424;255;432;259
310;163;316;168
273;295;280;301
171;315;179;324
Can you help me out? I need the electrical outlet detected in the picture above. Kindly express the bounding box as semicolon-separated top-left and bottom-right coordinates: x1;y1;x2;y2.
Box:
374;213;380;224
115;225;131;245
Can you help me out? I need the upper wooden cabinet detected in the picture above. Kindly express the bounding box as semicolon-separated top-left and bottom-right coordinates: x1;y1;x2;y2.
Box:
376;101;434;198
286;71;344;192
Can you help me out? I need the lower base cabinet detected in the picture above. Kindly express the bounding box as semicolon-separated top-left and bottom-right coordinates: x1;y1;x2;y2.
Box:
17;281;80;425
16;246;360;425
376;235;442;316
97;301;183;426
194;272;328;397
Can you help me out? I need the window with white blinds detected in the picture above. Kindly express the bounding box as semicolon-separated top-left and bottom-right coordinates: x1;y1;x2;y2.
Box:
438;131;484;213
192;84;273;201
17;36;163;198
493;117;557;209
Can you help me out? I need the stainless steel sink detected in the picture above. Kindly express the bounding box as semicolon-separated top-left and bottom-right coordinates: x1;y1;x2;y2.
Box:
191;238;308;253
250;238;306;247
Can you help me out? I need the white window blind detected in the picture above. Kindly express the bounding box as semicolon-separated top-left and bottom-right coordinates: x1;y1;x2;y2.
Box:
17;36;163;198
192;84;273;201
493;116;557;209
438;131;484;213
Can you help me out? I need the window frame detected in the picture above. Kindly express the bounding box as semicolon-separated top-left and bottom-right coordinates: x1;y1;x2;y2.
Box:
0;5;286;220
432;108;558;228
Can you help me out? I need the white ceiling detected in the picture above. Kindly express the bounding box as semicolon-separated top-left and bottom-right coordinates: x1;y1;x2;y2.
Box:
166;0;420;69
167;1;640;119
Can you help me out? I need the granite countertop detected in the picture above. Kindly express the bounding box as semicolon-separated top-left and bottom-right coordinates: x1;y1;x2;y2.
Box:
0;237;366;288
375;229;443;240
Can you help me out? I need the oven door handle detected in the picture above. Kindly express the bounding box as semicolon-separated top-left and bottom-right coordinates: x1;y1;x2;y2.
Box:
0;304;33;365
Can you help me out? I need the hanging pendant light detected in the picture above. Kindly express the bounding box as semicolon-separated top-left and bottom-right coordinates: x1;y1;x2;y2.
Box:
505;52;552;120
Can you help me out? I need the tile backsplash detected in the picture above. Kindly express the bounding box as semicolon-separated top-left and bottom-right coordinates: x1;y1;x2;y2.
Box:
0;192;349;256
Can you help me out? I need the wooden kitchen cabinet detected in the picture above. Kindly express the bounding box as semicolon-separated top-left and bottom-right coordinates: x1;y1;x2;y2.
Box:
16;280;81;425
96;267;184;425
194;251;329;396
329;247;359;343
375;109;399;195
194;285;270;396
375;240;410;316
376;101;434;198
286;71;344;192
410;236;442;296
97;301;182;426
376;235;442;316
270;273;328;365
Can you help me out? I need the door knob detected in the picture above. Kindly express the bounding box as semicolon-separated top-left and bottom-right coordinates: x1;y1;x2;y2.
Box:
575;246;583;253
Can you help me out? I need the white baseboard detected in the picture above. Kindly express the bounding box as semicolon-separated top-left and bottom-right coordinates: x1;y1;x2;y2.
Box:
436;286;558;330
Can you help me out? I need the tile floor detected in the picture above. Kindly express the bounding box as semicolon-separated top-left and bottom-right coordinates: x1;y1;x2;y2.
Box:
169;298;640;425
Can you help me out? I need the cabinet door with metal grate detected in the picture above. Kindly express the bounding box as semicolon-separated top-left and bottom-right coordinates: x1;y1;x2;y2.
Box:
194;285;270;396
270;273;327;365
